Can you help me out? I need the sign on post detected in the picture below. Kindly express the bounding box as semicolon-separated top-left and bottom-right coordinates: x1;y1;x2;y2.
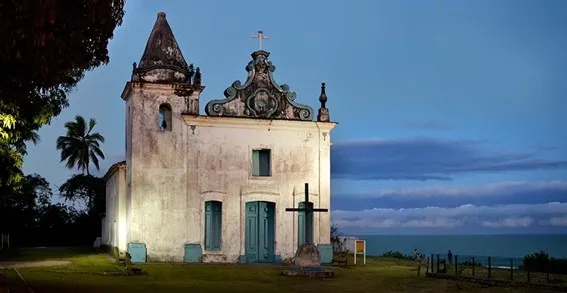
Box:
354;240;366;265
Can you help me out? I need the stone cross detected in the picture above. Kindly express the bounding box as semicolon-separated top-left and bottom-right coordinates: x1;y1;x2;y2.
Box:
285;183;329;245
251;30;269;50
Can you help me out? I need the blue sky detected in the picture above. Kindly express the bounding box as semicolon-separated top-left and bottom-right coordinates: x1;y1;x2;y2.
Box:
23;0;567;234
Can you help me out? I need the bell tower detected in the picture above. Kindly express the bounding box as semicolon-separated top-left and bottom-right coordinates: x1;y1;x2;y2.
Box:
120;12;203;255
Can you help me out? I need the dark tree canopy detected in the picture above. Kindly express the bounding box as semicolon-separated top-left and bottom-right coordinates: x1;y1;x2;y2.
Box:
59;174;106;216
0;0;124;191
0;173;52;233
0;172;103;246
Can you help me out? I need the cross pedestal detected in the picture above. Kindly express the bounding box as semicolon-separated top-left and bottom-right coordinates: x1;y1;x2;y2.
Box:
282;183;334;278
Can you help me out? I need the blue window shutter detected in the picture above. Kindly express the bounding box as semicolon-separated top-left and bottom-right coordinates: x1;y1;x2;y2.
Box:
259;150;271;176
205;202;213;250
252;150;260;176
213;202;222;250
205;201;222;251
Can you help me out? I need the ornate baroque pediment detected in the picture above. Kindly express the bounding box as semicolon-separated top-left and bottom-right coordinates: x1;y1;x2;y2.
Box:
205;50;314;121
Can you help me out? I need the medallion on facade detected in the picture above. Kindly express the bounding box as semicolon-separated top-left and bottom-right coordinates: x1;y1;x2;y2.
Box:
205;50;314;121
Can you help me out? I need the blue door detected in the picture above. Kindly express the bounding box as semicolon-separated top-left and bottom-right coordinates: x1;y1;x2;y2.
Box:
297;202;314;246
245;201;275;263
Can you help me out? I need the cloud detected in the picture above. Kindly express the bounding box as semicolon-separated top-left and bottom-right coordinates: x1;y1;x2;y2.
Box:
334;218;460;229
403;121;453;131
335;180;567;199
531;145;560;151
331;137;567;181
331;180;567;210
546;216;567;227
332;202;567;230
482;217;534;228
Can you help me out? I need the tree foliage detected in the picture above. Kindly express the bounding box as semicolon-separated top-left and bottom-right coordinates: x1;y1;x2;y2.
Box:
0;172;105;246
59;174;106;216
0;0;124;196
331;224;347;252
0;173;52;233
56;116;106;175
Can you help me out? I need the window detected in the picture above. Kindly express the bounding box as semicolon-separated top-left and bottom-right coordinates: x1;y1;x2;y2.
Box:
204;201;222;251
252;149;271;177
158;103;172;131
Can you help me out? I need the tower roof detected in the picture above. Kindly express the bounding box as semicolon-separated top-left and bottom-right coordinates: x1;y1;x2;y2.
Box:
135;12;190;77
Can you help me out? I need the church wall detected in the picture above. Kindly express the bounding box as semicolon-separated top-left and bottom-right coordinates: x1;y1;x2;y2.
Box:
125;98;133;248
117;167;127;251
104;171;119;248
127;84;196;262
103;164;127;251
184;116;334;263
122;86;334;263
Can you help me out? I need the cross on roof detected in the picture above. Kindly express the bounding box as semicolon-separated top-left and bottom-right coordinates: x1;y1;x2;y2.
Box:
251;30;269;50
285;183;329;245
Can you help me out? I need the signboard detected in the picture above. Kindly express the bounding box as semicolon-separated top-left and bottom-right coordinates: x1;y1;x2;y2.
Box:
356;240;365;254
354;240;366;265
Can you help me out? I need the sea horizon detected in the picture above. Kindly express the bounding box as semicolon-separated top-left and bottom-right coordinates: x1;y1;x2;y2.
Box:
345;234;567;259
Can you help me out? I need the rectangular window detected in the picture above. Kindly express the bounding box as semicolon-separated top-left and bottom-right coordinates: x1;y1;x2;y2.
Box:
204;201;222;251
252;149;271;177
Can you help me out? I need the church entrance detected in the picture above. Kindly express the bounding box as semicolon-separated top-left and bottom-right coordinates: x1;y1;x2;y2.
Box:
245;201;275;263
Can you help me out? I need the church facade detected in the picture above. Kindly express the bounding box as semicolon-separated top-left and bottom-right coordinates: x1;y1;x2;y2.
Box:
101;12;336;263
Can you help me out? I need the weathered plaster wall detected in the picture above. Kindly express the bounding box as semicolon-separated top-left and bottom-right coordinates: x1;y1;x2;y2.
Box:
125;83;201;262
122;82;334;263
103;166;127;250
184;116;334;263
116;167;127;251
102;174;118;246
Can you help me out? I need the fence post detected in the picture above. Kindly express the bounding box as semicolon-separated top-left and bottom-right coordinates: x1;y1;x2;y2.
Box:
488;257;492;278
426;257;429;273
455;255;458;275
436;254;440;273
472;256;475;277
527;268;531;282
510;258;513;280
430;254;434;273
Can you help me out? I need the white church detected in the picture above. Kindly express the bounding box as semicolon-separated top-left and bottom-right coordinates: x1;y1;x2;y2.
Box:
101;12;336;264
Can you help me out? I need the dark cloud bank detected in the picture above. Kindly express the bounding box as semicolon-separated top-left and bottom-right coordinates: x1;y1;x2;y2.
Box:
331;137;567;181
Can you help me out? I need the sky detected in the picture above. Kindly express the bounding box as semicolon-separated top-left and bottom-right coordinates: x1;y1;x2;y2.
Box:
23;0;567;235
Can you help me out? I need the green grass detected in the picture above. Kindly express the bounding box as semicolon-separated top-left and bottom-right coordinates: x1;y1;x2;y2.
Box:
0;247;557;293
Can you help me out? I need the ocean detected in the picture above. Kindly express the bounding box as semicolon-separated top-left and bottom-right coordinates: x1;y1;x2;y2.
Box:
351;234;567;259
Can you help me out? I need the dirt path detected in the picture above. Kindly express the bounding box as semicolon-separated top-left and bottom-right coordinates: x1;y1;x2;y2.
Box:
0;260;71;269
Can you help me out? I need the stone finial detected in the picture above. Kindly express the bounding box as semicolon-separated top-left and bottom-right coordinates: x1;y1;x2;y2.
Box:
157;12;166;19
317;82;330;122
193;67;202;87
319;82;327;108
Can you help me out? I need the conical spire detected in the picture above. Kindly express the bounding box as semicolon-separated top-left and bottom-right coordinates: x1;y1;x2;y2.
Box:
136;12;190;76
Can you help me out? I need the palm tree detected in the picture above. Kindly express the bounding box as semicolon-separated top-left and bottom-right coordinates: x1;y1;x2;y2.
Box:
56;115;105;175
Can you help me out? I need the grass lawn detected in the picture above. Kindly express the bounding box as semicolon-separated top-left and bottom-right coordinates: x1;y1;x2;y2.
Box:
0;247;556;293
